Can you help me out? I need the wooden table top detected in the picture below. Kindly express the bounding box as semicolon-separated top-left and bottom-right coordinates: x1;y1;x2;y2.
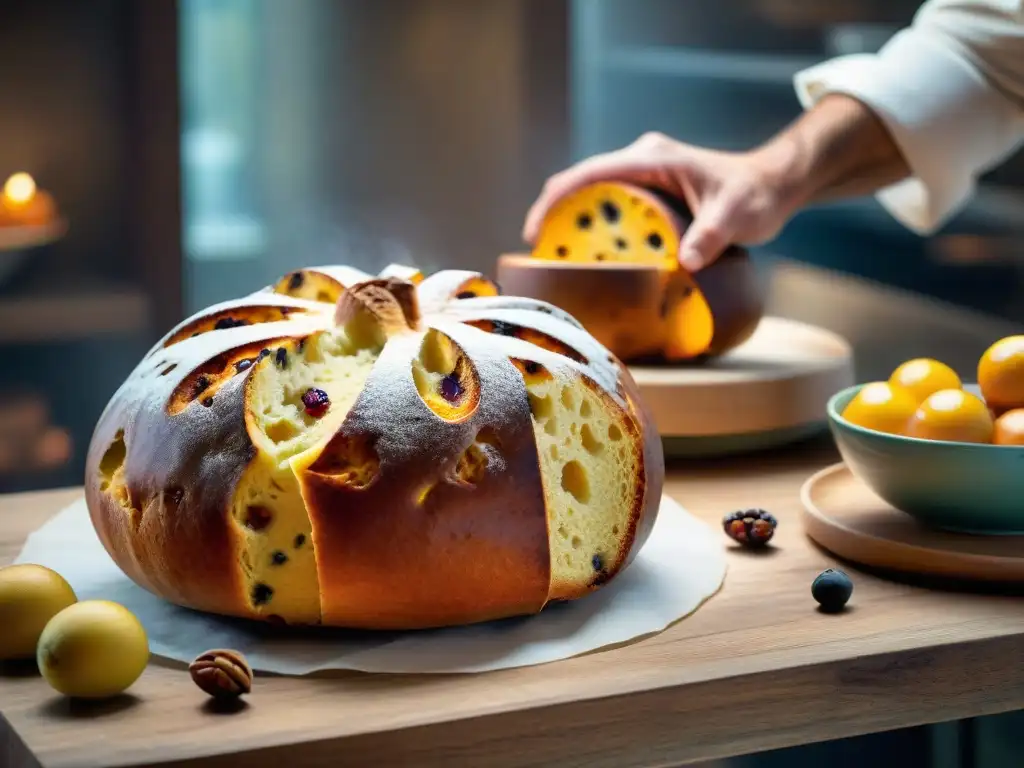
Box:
3;436;1024;768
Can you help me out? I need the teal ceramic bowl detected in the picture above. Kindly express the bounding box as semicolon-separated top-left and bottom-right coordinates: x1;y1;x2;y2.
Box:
827;383;1024;535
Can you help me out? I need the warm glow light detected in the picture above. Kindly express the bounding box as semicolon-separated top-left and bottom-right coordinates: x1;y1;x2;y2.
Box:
3;172;36;205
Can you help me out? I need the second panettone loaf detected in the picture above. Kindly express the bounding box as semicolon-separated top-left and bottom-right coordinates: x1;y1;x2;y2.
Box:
85;264;664;630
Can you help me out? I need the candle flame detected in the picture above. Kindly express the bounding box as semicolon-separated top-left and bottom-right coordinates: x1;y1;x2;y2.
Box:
3;172;36;205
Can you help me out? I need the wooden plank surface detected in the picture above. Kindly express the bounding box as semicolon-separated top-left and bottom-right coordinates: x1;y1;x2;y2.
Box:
3;438;1024;768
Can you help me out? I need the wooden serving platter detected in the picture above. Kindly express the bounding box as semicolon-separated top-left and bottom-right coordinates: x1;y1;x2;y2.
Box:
801;463;1024;582
630;316;854;454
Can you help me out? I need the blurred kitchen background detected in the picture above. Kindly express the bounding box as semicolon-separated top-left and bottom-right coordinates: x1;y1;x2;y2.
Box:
0;1;1022;765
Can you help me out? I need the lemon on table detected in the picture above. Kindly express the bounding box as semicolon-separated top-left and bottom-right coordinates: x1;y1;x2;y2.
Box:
840;382;918;435
37;600;149;699
0;564;77;661
904;388;994;444
978;335;1024;414
888;358;961;405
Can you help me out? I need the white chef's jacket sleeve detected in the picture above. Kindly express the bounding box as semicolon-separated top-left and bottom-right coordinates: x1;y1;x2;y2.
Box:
793;0;1024;234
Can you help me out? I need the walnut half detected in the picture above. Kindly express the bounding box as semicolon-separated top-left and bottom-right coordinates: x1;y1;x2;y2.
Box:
189;648;253;700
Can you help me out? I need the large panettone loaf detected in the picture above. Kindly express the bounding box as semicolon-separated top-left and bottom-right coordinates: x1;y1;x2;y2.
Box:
85;264;664;630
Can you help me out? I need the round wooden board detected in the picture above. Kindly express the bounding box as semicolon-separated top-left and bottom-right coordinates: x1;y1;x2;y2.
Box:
629;316;854;445
801;462;1024;582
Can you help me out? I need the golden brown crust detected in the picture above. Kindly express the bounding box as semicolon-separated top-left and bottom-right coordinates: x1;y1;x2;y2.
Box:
85;263;664;630
293;336;552;629
85;374;255;617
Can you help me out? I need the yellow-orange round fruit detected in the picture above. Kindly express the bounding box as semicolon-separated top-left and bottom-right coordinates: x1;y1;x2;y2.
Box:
904;389;994;444
840;382;918;435
888;358;961;405
36;600;149;699
0;564;78;660
993;408;1024;446
978;335;1024;414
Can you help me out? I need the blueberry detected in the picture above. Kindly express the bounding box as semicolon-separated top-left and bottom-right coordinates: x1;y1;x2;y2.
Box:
812;569;853;613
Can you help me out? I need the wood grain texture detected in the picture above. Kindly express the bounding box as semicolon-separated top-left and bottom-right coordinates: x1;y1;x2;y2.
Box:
802;462;1024;582
3;440;1024;768
630;316;854;437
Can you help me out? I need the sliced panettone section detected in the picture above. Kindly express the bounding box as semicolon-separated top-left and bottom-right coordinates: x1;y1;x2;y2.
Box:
511;358;644;599
232;277;420;623
236;328;384;624
514;179;764;362
531;181;681;268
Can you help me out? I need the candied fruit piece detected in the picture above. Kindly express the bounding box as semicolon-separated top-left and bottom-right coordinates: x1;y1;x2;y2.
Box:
301;388;331;418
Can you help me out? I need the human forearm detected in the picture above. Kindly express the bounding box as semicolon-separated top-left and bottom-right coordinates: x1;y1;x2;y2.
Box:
749;94;911;215
789;0;1024;234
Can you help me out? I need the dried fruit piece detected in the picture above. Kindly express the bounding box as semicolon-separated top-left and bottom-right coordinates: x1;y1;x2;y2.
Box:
214;317;249;330
189;648;253;700
812;569;853;613
251;583;273;606
722;508;777;547
439;374;462;403
301;388;331;418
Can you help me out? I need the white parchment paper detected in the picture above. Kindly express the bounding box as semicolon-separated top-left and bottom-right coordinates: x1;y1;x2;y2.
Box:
15;495;726;675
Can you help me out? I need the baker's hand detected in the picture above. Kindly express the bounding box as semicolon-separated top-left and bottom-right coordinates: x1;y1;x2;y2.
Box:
522;132;797;272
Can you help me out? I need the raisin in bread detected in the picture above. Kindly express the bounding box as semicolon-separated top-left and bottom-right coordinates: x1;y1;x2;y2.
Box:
85;264;664;630
498;180;763;362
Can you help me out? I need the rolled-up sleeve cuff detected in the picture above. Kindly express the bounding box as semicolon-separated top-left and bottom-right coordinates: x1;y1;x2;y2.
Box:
794;28;1024;235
